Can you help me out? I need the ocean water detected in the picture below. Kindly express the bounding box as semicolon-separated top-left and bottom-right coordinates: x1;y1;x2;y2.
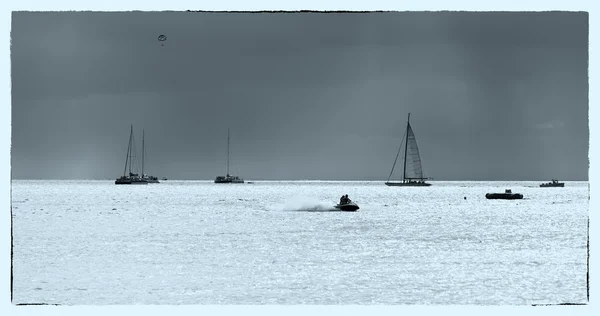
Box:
11;180;588;305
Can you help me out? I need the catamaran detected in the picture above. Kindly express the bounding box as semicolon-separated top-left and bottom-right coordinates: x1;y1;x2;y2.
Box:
385;113;431;187
215;128;244;184
115;125;148;185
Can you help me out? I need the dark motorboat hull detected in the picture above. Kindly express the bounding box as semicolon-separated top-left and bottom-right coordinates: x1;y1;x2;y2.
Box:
334;202;360;212
485;193;523;200
115;179;131;185
385;181;431;187
540;183;564;187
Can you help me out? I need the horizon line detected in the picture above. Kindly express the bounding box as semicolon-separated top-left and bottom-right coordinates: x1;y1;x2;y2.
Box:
9;178;589;182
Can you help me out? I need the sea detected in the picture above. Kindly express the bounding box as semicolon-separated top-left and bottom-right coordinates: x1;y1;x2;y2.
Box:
10;180;589;306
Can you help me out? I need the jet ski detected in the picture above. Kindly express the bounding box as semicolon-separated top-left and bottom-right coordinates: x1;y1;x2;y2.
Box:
334;201;360;212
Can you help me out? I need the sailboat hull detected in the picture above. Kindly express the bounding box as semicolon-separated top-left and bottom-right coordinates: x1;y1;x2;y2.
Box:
115;179;148;185
214;178;245;184
385;182;431;187
143;177;160;183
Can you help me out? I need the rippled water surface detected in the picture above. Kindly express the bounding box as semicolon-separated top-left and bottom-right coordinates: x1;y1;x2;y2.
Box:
11;180;588;305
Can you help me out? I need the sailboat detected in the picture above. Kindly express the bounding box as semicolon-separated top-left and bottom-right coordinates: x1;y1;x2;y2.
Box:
140;130;160;183
214;128;244;184
115;125;148;185
385;113;432;187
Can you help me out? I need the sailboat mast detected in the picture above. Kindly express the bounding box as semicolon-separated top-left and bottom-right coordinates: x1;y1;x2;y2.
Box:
130;125;135;175
227;128;230;176
402;113;410;182
142;129;145;177
124;125;133;177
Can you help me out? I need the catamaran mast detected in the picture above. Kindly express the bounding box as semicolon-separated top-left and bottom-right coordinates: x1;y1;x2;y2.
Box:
402;113;410;183
130;125;134;175
124;125;133;177
227;128;230;176
142;129;145;177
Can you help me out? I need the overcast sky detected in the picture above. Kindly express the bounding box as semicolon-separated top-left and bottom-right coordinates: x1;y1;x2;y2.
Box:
10;11;588;180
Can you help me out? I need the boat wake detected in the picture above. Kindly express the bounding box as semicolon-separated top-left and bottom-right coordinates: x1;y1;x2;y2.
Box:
267;197;338;212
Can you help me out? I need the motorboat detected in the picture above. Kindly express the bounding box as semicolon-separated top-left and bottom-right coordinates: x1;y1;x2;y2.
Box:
485;189;523;200
540;179;564;187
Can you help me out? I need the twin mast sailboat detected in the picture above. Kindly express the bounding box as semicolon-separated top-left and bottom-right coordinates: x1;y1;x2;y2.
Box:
115;125;160;185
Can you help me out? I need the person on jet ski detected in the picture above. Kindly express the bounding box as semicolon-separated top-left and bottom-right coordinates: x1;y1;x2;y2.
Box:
340;194;351;205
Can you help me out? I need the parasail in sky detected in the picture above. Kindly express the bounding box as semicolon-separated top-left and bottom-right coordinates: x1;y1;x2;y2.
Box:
158;35;167;47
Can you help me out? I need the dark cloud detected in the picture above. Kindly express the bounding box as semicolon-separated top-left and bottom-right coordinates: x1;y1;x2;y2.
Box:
11;11;588;180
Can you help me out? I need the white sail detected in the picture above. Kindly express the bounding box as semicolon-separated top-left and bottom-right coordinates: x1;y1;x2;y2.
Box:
404;123;424;180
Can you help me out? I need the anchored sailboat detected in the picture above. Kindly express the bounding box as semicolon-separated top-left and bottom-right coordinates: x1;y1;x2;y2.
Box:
115;125;148;185
215;128;244;184
141;130;160;183
385;113;431;187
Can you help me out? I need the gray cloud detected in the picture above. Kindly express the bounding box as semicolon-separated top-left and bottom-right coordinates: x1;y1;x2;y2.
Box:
11;11;588;181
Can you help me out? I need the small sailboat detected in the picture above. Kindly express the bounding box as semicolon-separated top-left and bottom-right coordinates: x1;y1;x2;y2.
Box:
140;130;160;183
385;113;432;187
215;128;244;184
115;125;148;185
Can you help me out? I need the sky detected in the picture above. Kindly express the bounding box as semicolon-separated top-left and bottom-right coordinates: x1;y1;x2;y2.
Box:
10;11;589;181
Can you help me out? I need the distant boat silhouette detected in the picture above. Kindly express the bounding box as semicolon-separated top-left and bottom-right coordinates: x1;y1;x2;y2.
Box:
540;179;564;187
486;189;523;200
140;130;160;183
215;128;244;184
115;125;148;185
385;113;431;187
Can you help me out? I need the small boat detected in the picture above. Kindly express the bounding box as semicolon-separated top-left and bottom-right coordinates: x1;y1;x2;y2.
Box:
540;179;564;187
385;113;432;187
334;202;360;212
485;189;523;200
